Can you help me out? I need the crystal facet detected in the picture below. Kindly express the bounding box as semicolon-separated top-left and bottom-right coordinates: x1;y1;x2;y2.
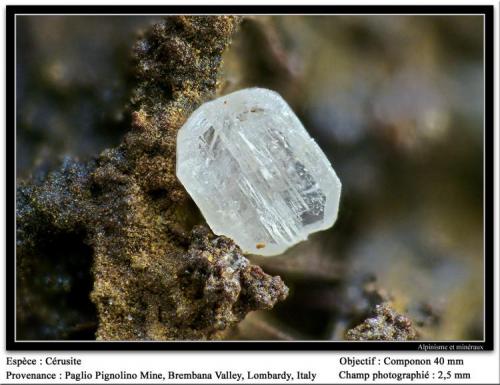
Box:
176;88;341;256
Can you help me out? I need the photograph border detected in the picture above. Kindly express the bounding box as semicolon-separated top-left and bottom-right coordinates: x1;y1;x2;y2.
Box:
6;4;495;351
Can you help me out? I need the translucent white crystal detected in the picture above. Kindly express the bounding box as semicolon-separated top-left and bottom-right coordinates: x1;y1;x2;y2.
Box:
176;88;341;256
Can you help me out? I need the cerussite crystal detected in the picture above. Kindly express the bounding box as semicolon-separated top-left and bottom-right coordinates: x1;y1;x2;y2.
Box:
176;88;341;256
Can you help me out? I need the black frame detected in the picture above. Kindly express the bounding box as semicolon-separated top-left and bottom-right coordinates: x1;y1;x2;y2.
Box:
6;4;495;351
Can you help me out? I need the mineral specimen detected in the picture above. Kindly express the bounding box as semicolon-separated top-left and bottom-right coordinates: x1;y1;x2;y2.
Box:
177;88;342;256
346;303;418;341
17;16;291;341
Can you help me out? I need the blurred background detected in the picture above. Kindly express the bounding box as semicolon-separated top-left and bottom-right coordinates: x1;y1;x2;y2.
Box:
17;15;484;340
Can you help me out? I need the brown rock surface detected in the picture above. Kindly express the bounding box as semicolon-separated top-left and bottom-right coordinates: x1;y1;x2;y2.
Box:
16;16;288;341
